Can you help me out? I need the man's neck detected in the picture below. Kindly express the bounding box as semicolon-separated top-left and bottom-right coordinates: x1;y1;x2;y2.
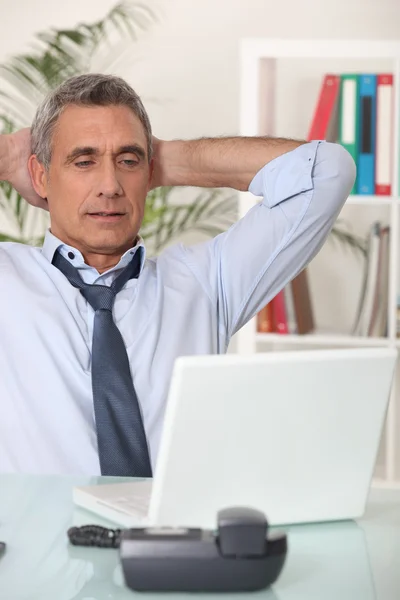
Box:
84;254;125;274
82;240;139;274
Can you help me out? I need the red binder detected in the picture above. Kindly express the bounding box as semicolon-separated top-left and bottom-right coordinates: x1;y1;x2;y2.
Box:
307;74;340;140
272;290;289;334
375;74;393;196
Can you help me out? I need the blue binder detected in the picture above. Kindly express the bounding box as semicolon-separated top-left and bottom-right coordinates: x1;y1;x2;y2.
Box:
357;75;377;195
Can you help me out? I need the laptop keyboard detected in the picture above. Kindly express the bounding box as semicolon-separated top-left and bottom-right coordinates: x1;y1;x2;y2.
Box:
104;494;150;516
75;480;153;520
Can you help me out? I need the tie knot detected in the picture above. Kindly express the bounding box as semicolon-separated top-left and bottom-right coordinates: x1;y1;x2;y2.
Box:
81;285;116;312
52;247;143;312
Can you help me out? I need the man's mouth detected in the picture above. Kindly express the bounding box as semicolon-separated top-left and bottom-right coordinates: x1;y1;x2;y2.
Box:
89;212;124;216
87;212;126;221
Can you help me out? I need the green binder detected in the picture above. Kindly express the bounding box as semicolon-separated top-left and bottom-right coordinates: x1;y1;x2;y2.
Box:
338;74;360;194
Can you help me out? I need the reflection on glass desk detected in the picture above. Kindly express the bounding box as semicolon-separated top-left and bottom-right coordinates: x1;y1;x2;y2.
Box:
0;474;399;600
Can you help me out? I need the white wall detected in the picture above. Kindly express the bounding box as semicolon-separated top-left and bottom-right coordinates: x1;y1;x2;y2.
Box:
1;0;399;139
0;0;399;333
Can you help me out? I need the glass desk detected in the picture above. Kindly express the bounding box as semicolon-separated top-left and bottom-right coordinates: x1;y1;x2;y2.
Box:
0;474;399;599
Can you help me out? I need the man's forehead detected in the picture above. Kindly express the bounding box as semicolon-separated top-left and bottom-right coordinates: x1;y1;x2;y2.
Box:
52;104;147;151
56;104;145;133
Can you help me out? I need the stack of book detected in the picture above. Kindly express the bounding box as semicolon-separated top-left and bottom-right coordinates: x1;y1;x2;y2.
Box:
257;270;314;335
308;72;393;196
352;221;390;337
257;71;393;336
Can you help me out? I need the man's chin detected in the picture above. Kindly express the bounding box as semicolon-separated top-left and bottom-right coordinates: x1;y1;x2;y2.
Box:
81;229;138;254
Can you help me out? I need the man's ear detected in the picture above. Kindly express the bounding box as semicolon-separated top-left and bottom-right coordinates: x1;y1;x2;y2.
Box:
27;155;48;199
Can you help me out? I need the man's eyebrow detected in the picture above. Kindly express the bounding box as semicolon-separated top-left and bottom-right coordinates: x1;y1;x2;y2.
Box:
65;147;98;163
65;144;146;163
118;145;146;160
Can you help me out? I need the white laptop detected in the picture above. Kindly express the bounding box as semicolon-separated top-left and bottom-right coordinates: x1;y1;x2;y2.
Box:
73;347;397;529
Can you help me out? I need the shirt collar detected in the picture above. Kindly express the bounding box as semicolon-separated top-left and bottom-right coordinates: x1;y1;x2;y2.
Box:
41;228;147;275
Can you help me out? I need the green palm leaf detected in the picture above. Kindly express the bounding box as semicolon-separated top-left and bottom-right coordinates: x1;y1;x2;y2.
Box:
0;232;45;245
0;233;24;243
140;188;237;254
329;221;367;256
0;1;158;128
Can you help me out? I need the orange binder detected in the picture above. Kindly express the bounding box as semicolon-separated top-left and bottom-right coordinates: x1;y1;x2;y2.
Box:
257;303;273;333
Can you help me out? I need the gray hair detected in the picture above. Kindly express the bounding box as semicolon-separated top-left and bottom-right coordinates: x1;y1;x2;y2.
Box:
31;73;153;169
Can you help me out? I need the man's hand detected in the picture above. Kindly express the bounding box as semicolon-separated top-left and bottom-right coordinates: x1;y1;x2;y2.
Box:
0;129;48;210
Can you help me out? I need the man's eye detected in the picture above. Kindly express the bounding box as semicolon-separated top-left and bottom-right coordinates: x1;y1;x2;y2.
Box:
120;158;139;167
75;160;93;168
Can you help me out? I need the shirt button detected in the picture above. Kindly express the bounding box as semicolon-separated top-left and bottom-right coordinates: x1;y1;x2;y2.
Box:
68;251;75;260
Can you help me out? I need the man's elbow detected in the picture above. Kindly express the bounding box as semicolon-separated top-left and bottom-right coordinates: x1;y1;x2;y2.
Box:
314;141;357;211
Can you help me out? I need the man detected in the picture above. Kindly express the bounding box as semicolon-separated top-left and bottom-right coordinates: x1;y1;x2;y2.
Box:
0;74;355;476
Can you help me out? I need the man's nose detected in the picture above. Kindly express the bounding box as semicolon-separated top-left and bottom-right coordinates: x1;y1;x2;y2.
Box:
98;164;123;198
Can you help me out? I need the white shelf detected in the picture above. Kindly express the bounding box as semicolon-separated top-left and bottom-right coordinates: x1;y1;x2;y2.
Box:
256;332;390;347
237;37;400;484
241;39;400;59
347;195;400;205
347;195;395;205
371;477;400;489
239;194;397;215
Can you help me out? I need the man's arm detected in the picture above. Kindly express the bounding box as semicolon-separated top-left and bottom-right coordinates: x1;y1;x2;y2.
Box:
159;138;356;341
0;130;48;209
152;136;306;191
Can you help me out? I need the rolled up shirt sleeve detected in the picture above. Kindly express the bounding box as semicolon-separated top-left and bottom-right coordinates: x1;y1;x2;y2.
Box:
180;140;356;341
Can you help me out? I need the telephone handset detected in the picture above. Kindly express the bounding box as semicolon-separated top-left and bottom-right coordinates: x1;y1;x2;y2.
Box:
120;506;287;592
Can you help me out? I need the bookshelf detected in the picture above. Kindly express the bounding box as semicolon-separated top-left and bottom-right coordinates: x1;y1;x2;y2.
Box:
235;39;400;485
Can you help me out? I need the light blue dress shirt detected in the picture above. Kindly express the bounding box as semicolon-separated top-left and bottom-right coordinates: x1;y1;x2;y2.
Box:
0;140;355;475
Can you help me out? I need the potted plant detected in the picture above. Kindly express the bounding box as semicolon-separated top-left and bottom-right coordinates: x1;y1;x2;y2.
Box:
0;1;366;257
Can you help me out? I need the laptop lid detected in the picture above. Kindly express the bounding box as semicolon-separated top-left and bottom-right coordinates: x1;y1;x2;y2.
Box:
148;347;397;528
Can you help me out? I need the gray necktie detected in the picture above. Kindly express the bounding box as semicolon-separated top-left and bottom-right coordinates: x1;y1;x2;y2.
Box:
52;249;152;478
